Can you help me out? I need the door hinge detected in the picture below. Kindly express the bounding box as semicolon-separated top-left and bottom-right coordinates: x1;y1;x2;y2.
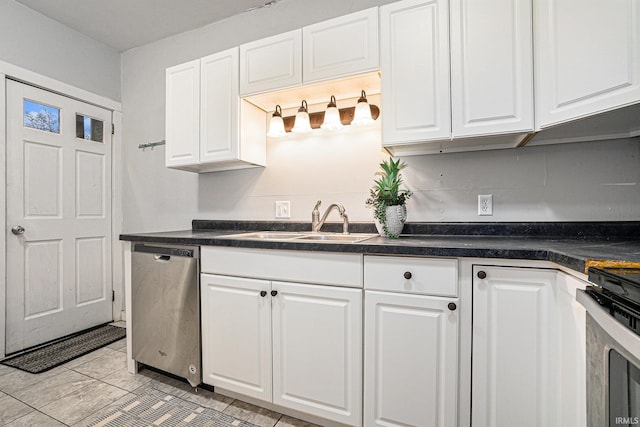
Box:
111;123;115;135
112;290;115;302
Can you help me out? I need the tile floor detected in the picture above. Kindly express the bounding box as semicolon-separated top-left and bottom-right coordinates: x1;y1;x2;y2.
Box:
0;328;320;427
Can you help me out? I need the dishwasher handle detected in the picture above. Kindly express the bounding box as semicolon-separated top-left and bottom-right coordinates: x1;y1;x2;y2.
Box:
133;243;199;258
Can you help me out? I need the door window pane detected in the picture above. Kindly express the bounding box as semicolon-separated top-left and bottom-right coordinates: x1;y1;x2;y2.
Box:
23;100;60;133
76;114;104;143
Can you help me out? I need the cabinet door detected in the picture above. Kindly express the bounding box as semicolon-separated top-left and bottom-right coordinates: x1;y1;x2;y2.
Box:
364;291;458;427
450;0;534;137
271;281;362;426
555;273;587;427
302;8;379;84
380;0;451;145
535;0;640;127
201;274;272;402
165;59;200;167
200;47;239;164
472;266;556;427
240;30;302;96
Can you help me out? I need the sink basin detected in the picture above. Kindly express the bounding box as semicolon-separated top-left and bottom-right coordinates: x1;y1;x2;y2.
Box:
296;234;377;243
223;231;305;240
222;231;376;243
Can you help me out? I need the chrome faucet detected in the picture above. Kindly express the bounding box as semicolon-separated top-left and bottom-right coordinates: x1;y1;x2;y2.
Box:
312;200;349;234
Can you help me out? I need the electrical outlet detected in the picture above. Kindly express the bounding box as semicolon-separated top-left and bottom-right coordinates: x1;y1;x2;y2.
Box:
478;194;493;216
275;201;291;219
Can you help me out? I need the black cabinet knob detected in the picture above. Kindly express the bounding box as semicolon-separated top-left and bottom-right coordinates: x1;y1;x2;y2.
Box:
404;271;412;280
448;302;457;311
260;291;267;297
477;270;487;279
271;290;278;297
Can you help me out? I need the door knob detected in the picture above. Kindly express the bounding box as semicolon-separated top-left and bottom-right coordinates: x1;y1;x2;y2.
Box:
11;225;25;235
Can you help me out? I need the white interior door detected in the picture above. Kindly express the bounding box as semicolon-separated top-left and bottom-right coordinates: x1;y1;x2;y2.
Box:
6;80;113;354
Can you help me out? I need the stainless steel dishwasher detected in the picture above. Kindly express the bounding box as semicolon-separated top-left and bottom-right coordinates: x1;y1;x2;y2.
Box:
131;243;201;387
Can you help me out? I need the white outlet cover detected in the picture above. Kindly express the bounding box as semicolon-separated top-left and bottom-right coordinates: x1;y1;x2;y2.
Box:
275;201;291;219
478;194;493;216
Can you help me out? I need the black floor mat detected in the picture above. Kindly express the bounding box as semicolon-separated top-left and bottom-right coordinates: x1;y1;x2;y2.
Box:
1;324;126;373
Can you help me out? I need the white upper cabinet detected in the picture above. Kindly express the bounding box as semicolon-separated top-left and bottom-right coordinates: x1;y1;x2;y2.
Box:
303;8;379;84
165;59;200;168
200;48;239;164
450;0;534;138
381;0;536;155
380;0;451;145
239;30;302;96
535;0;640;128
165;47;266;173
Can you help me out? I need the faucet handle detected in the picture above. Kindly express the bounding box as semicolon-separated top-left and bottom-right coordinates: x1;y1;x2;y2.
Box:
314;200;322;210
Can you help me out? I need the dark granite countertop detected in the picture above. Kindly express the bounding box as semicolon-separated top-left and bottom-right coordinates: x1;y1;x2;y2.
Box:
120;221;640;275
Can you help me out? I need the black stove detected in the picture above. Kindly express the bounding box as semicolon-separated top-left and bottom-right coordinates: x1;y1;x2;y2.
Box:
587;267;640;335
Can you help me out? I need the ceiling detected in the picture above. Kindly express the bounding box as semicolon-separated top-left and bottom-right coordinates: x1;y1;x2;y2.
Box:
15;0;281;52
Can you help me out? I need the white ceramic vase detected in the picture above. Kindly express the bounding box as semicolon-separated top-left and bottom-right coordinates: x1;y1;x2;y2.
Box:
374;204;407;237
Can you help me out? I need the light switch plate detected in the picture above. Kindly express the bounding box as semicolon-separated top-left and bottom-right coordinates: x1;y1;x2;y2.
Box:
275;201;291;219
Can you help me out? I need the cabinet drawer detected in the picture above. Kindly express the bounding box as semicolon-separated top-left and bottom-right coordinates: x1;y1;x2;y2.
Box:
364;255;457;297
202;246;363;288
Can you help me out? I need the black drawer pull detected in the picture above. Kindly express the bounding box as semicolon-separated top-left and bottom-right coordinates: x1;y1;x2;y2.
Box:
404;271;412;280
448;302;457;311
260;291;267;297
477;271;487;279
271;290;278;297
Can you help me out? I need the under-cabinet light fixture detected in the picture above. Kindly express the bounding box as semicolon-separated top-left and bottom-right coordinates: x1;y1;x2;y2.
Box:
291;100;312;133
267;90;380;137
320;95;344;130
267;105;286;137
351;90;374;126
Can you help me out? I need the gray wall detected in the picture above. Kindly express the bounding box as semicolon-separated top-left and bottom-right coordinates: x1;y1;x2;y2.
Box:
121;0;640;232
0;0;121;101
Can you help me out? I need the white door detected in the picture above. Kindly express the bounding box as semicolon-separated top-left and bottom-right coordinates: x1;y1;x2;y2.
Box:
6;80;113;354
364;290;459;427
200;273;272;402
472;265;556;427
271;281;362;426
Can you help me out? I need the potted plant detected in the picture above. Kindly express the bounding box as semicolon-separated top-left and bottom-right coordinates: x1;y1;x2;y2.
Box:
366;158;412;238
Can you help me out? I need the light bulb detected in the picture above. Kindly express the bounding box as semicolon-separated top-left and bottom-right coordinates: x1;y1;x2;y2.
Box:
321;95;344;130
291;100;312;133
267;105;286;137
351;90;374;126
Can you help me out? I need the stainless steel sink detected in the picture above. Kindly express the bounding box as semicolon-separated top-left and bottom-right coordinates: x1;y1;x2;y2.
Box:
222;231;376;243
222;231;305;240
296;234;377;243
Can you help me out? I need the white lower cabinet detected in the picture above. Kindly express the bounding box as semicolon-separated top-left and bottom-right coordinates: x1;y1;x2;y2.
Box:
472;265;556;427
471;265;586;427
364;290;458;426
201;272;362;426
272;281;362;425
363;255;459;427
201;274;272;401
